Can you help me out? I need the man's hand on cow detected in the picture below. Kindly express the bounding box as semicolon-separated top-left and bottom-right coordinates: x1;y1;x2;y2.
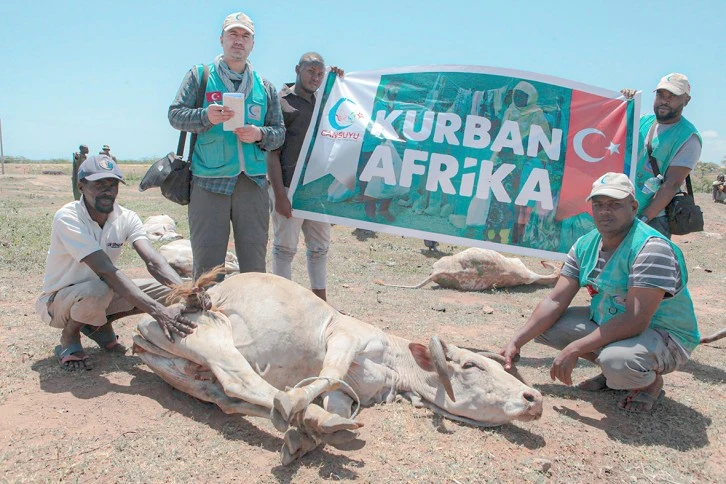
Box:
207;105;235;125
499;341;521;371
620;88;637;100
156;305;197;342
235;126;263;144
549;345;581;385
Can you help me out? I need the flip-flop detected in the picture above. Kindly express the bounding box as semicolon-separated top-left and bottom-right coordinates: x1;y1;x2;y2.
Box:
54;343;92;371
577;373;609;392
619;389;665;413
80;325;128;354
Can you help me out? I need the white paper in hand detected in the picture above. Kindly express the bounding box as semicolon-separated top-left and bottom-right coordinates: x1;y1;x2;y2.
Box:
222;93;245;131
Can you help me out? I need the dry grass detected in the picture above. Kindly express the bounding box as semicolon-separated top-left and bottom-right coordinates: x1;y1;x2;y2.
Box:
0;164;724;482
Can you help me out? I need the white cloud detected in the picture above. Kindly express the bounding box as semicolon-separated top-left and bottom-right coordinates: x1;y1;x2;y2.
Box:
701;130;719;139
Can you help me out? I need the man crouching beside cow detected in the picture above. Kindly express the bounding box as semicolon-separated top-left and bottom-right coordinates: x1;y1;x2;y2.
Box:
35;155;197;371
501;173;699;414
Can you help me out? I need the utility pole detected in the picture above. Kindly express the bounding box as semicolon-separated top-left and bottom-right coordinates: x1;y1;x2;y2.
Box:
0;117;4;175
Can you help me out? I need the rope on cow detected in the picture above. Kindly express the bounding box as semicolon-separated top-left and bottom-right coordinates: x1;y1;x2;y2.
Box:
293;377;361;419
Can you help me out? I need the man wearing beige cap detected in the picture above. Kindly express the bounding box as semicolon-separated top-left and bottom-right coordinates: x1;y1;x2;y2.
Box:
622;73;702;238
168;12;284;280
500;173;699;413
36;155;197;371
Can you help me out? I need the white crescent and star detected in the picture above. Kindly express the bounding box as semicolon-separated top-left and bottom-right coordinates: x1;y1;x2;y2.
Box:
573;128;621;163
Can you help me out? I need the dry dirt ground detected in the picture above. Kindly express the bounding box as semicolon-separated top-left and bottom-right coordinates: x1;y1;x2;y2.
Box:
1;164;724;483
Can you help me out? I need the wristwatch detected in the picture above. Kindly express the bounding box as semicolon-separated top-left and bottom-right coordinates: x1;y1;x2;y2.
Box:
639;215;649;223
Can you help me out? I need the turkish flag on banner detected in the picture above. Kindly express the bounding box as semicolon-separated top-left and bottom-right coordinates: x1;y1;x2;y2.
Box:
556;91;628;221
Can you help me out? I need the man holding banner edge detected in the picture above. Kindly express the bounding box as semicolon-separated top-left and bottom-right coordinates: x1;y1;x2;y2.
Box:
267;53;343;301
622;72;701;238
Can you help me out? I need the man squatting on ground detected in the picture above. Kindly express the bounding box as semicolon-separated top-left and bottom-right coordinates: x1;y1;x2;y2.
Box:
501;173;699;413
168;12;285;280
624;73;701;239
35;155;197;371
267;53;343;301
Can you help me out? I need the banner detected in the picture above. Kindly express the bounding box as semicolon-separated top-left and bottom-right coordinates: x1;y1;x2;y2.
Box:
288;65;640;260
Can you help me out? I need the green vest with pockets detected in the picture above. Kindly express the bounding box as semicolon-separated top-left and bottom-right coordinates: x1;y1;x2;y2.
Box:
574;220;699;352
634;114;701;213
192;64;268;178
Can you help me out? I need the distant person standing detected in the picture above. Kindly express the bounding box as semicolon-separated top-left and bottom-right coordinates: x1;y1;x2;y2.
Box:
71;144;89;200
713;174;726;203
168;11;285;280
267;53;342;301
99;145;118;163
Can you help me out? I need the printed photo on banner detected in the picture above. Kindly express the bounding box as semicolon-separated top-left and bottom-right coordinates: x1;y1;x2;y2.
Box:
288;65;640;260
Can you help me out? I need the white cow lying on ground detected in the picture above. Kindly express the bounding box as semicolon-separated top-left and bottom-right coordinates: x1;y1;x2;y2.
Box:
377;247;560;291
133;269;543;465
159;240;239;278
143;215;183;242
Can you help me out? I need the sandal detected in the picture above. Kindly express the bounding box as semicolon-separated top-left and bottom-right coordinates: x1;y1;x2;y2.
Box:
619;389;665;413
54;343;92;371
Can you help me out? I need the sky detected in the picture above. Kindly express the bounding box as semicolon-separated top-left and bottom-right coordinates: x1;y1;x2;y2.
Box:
1;0;724;164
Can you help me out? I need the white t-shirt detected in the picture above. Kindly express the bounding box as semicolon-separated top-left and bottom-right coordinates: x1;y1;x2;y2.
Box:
39;198;148;298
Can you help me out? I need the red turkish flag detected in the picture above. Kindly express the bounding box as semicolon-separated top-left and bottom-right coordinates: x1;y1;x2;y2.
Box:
556;91;628;220
206;91;223;103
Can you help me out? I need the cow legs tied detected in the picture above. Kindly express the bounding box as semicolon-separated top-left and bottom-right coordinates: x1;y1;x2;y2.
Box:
273;332;360;425
279;403;362;466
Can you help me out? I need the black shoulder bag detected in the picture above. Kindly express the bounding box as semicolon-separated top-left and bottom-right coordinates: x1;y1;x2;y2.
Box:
646;126;704;235
140;64;210;205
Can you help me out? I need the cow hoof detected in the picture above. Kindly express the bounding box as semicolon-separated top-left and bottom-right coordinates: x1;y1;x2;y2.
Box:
271;407;289;432
303;405;364;433
320;429;360;448
273;391;295;423
281;429;318;466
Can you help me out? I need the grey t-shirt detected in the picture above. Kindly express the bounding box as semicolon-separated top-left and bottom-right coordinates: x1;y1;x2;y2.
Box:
652;122;701;170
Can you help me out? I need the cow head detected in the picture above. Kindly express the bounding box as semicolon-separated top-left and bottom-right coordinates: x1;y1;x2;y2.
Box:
408;336;543;427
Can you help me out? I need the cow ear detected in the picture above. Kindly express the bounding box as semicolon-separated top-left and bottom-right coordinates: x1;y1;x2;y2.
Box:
409;342;434;372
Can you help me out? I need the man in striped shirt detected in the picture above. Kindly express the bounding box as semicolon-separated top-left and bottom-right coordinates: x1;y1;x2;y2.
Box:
500;173;699;413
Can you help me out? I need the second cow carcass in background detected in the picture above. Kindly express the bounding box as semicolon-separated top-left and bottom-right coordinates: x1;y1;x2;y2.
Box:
159;239;239;278
377;247;560;291
143;215;183;242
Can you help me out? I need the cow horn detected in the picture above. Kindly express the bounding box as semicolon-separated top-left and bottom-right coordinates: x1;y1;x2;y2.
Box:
429;336;455;402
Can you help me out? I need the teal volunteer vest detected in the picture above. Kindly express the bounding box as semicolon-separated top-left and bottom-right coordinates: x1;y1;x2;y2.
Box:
574;220;700;352
634;114;701;213
192;64;268;178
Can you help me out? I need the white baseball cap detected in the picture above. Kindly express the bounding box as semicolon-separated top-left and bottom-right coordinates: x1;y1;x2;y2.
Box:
586;172;634;201
222;12;254;35
655;73;691;96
